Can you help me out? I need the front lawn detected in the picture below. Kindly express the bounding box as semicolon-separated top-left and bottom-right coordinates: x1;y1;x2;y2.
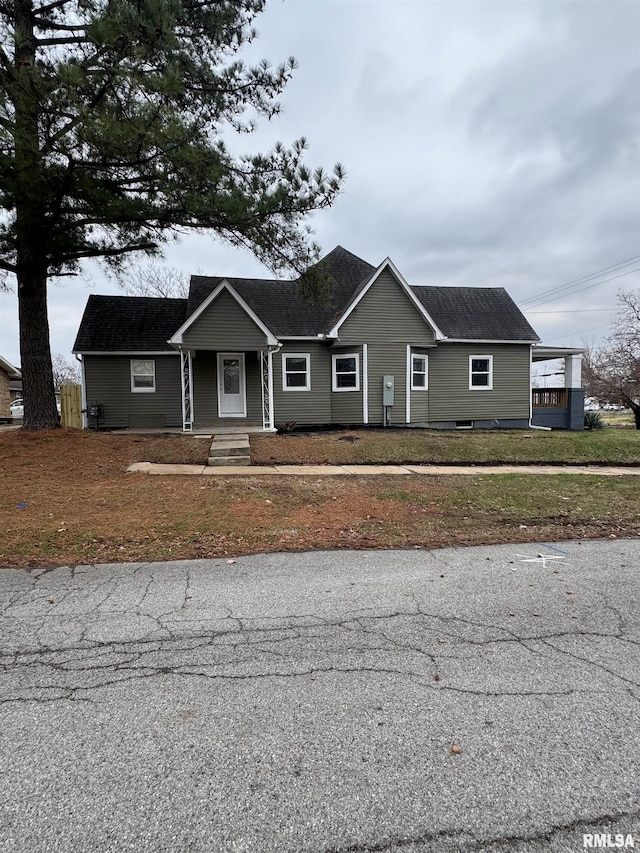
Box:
1;428;639;568
251;427;640;466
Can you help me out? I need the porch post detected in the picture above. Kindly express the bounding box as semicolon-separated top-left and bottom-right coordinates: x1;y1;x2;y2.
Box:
565;354;582;388
180;347;193;432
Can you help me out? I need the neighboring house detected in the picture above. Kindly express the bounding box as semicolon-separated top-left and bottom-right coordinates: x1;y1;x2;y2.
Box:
0;355;21;418
73;246;583;431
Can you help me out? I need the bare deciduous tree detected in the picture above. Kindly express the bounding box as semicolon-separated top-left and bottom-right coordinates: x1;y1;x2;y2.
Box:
583;290;640;429
51;353;81;391
118;264;190;299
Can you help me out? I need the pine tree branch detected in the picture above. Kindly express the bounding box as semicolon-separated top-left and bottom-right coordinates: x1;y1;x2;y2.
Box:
33;19;88;32
34;0;71;15
56;242;157;263
36;35;91;46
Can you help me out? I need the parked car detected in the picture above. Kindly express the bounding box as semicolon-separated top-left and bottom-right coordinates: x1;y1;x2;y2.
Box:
10;398;61;418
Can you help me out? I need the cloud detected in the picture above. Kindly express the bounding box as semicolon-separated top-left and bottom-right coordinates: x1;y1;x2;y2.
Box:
1;0;638;366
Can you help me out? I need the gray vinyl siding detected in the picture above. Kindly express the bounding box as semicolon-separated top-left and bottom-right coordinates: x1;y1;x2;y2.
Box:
272;343;332;426
338;270;436;345
84;355;182;428
192;350;262;426
335;270;436;426
365;343;408;426
410;390;429;422
331;345;364;424
427;344;531;422
182;290;268;350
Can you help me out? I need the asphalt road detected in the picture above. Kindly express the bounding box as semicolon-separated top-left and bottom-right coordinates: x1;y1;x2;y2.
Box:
1;539;639;853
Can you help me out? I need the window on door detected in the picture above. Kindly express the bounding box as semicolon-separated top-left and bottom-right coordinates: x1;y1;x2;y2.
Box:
223;358;241;394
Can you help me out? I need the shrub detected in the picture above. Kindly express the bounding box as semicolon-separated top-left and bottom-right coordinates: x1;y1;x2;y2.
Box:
584;410;605;430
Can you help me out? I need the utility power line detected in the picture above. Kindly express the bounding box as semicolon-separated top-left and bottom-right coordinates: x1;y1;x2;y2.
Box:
527;307;617;314
520;266;640;310
543;322;613;344
518;254;640;309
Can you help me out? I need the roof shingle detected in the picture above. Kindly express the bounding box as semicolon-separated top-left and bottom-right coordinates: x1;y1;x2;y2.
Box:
74;247;540;350
187;246;376;337
73;295;187;352
410;286;539;341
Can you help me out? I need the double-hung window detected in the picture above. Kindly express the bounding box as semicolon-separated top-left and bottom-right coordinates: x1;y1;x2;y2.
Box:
469;355;493;390
131;359;156;392
282;353;311;391
332;353;360;391
411;354;428;390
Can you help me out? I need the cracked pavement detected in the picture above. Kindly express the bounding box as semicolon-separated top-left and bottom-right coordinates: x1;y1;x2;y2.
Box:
0;539;638;852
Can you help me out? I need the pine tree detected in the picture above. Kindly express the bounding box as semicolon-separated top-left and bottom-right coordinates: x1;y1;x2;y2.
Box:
0;0;344;429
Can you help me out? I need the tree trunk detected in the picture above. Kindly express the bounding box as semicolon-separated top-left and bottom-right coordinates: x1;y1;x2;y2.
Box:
18;271;60;430
13;0;60;430
631;403;640;431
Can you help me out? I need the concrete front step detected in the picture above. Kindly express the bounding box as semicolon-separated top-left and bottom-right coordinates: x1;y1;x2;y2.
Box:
209;440;250;457
211;433;249;442
208;432;252;467
208;455;251;467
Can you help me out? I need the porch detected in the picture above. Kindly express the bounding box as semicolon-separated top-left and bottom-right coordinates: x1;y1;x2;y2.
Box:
179;348;278;433
531;347;584;430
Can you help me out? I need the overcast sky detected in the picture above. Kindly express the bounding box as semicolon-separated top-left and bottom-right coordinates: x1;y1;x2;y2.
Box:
1;0;639;372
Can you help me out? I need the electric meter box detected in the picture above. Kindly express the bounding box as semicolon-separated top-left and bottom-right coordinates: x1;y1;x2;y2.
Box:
383;376;395;407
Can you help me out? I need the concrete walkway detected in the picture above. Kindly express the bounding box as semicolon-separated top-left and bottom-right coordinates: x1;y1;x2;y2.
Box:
127;461;640;476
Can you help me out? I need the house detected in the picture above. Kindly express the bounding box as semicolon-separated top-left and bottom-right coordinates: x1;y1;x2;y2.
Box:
0;355;21;418
73;246;584;431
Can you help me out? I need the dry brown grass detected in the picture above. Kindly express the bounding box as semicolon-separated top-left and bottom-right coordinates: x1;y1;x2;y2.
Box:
1;428;639;569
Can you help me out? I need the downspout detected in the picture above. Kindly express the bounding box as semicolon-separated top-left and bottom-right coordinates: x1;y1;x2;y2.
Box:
268;344;281;432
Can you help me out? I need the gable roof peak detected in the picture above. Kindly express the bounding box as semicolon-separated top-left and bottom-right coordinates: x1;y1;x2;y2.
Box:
319;244;369;262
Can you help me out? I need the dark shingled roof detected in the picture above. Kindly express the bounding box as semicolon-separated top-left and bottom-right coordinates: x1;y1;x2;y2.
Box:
410;286;539;341
74;247;540;349
187;246;377;336
73;295;187;352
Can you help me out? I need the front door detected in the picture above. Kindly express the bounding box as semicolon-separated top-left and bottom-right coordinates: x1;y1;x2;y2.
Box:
217;353;247;417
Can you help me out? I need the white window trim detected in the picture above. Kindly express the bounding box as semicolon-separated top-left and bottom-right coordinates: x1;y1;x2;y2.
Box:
469;355;493;390
332;352;360;392
130;359;156;393
282;353;311;391
411;353;428;391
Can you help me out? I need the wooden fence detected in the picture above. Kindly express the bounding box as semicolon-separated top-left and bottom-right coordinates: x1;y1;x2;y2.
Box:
60;383;83;428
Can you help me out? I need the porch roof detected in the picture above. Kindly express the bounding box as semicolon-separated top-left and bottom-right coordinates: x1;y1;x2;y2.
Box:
532;346;585;362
